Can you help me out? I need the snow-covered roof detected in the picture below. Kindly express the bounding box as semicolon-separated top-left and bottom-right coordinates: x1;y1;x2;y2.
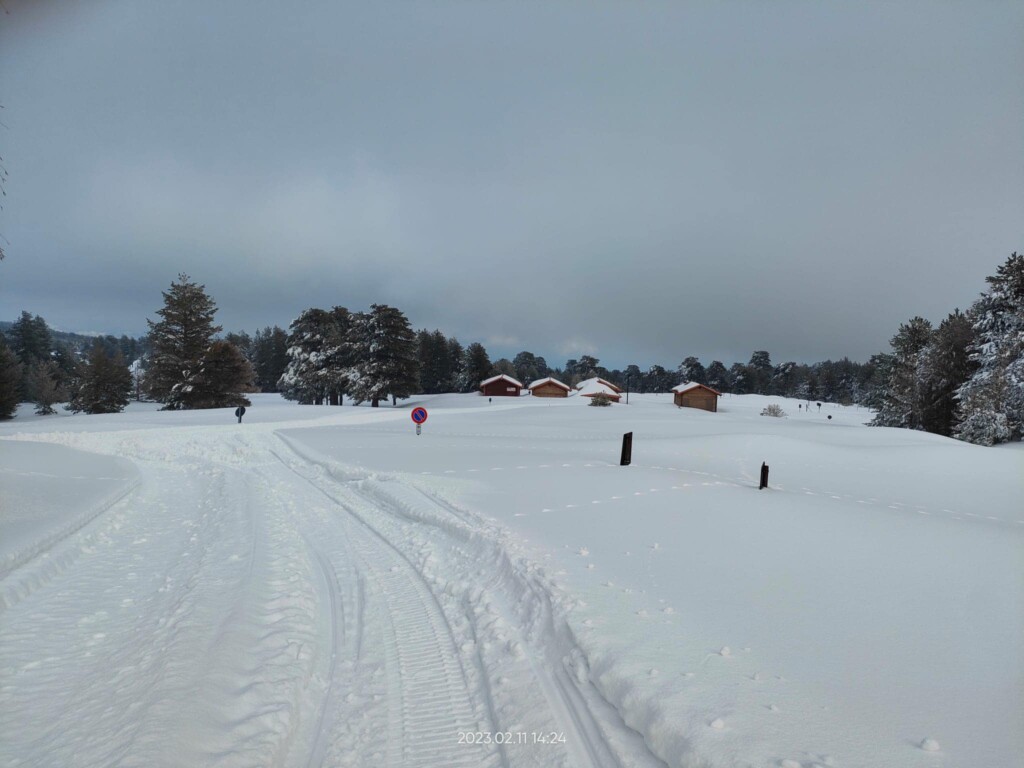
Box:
576;380;621;399
480;374;523;388
528;377;570;391
671;381;721;395
573;376;623;394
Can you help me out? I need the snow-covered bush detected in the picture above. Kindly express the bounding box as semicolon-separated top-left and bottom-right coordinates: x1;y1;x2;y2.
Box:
761;403;786;417
588;393;614;407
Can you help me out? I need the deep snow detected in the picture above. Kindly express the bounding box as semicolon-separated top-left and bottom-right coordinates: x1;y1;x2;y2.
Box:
1;392;1021;767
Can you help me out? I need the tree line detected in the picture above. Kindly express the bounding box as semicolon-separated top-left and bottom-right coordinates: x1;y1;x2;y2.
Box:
2;255;1022;449
869;252;1024;446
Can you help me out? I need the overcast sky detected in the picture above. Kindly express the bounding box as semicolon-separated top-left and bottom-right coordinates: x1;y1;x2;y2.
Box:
1;1;1021;369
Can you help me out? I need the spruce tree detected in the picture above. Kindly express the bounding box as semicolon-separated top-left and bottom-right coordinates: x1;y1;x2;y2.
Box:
955;253;1024;445
144;274;222;408
917;309;976;436
678;356;706;385
492;358;517;378
0;338;22;419
69;342;132;414
252;326;289;392
871;317;933;429
183;341;254;409
345;304;420;407
461;342;491;392
446;337;465;392
278;308;349;404
9;311;53;366
26;360;65;415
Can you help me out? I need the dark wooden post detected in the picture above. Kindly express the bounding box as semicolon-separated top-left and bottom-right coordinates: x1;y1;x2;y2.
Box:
759;462;769;489
620;432;633;466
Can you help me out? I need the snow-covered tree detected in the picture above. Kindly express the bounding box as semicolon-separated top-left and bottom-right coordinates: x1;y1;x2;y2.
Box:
446;336;466;392
68;342;132;414
143;274;222;408
644;364;672;392
170;340;254;410
8;310;52;366
916;309;976;436
871;317;933;429
492;358;517;378
678;356;706;385
460;342;491;392
955;253;1024;445
26;360;65;415
345;304;420;407
417;329;456;394
705;360;731;392
278;308;349;404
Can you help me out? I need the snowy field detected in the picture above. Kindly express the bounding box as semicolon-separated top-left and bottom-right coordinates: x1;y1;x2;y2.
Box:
1;393;1021;768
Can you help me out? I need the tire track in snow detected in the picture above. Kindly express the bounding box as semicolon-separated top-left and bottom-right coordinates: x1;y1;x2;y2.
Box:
269;443;499;768
275;435;667;768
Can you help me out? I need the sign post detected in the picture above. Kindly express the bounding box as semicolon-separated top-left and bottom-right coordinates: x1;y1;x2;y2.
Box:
411;407;428;436
235;406;246;424
620;432;633;466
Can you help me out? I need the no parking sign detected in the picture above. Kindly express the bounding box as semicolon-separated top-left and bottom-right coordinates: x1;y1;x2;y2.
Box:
411;407;428;435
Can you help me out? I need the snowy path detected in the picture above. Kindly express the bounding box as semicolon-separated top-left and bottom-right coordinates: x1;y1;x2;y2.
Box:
0;424;665;768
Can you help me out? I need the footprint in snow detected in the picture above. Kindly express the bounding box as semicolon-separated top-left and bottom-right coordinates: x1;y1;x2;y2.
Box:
577;547;590;557
919;738;941;752
636;609;648;617
709;718;725;730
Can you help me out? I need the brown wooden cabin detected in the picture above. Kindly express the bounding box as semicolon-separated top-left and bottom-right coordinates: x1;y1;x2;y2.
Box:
672;382;721;412
480;374;523;397
529;377;571;398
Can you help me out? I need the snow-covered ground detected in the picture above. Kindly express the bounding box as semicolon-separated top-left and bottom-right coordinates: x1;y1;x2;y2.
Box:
1;393;1021;767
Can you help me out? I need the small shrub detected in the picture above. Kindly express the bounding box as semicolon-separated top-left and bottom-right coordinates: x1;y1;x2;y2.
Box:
589;393;614;407
761;403;786;417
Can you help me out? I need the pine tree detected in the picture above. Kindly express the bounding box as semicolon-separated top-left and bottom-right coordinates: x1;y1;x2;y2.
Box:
748;351;773;394
623;364;644;393
446;337;466;392
0;337;22;419
492;358;517;378
677;356;706;385
955;253;1024;445
345;304;420;407
644;364;672;392
512;351;548;385
729;362;749;394
871;317;933;429
917;309;976;436
178;341;254;409
278;308;349;404
461;342;491;392
416;329;453;394
252;326;289;392
9;311;53;366
69;342;132;414
144;274;222;408
26;360;65;415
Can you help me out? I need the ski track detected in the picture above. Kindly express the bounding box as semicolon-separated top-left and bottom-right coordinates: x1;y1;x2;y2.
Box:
1;426;667;768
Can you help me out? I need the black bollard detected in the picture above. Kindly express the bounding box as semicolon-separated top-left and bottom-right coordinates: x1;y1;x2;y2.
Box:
759;461;769;490
620;432;633;466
